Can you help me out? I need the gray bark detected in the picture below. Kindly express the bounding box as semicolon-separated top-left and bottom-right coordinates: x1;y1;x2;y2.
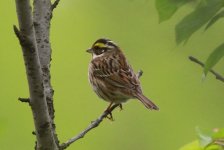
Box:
33;0;59;145
14;0;58;149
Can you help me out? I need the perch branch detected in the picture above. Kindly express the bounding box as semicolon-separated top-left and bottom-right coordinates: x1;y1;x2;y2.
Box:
60;70;144;149
189;56;224;83
60;104;120;150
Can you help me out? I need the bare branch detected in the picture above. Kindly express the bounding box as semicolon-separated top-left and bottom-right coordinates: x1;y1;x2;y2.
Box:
18;97;30;103
13;25;24;43
51;0;61;11
14;0;58;149
189;56;224;83
33;0;59;146
137;70;143;78
214;138;224;146
60;70;144;149
60;104;120;149
205;138;224;149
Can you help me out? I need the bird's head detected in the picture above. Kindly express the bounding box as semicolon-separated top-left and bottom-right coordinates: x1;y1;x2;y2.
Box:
86;38;120;58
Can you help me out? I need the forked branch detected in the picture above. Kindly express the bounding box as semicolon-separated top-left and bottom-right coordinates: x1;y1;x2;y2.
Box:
189;56;224;83
14;0;58;149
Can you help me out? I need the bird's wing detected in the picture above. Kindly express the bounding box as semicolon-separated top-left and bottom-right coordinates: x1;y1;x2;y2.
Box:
92;55;140;90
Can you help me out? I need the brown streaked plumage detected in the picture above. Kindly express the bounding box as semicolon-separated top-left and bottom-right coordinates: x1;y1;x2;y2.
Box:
87;38;159;111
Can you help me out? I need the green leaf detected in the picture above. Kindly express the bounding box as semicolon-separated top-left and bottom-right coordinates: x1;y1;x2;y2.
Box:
205;145;222;150
179;140;203;150
204;43;224;76
155;0;188;23
175;0;224;44
205;10;224;30
208;128;224;150
179;129;224;150
196;127;213;147
212;128;224;139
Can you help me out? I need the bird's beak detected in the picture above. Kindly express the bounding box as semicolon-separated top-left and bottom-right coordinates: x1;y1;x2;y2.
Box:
86;48;93;53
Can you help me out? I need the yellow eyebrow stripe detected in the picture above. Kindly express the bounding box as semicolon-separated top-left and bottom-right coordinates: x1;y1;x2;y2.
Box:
94;42;106;48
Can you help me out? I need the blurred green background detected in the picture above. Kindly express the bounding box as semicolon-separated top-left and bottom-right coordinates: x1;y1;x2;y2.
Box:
0;0;224;150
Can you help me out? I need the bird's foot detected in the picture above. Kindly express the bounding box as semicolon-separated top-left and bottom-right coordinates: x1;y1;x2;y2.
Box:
104;102;114;121
105;111;114;121
104;103;122;121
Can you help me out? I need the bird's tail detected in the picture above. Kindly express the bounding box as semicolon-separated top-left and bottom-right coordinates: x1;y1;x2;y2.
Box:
135;93;159;110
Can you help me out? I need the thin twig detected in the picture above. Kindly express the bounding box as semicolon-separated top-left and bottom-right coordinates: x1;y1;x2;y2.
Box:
189;56;224;83
214;138;224;146
205;138;224;148
51;0;61;11
60;104;120;150
137;70;143;79
18;97;30;103
13;25;23;42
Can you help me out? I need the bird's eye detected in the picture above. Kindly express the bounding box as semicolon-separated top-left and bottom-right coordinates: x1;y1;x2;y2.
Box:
95;48;106;55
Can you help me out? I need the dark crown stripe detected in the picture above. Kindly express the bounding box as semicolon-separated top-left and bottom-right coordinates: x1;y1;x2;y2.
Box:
94;38;117;48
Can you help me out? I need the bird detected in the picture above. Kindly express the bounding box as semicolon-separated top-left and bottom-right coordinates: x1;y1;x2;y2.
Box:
87;38;159;116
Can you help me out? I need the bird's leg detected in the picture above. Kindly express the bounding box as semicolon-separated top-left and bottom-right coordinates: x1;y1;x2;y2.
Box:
105;102;113;111
105;102;114;121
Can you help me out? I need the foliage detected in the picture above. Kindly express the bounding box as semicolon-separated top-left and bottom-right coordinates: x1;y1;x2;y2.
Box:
1;0;224;149
155;0;188;23
204;43;224;76
180;128;224;150
156;1;224;150
156;0;224;77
